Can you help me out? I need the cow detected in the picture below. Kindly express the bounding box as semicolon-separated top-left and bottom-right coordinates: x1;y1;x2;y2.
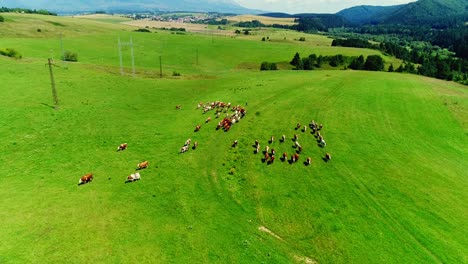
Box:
271;148;276;156
180;146;189;153
292;153;300;163
192;141;198;150
294;134;299;141
303;125;307;132
232;140;238;147
216;112;221;118
264;152;270;161
281;135;286;142
265;145;269;154
269;136;274;144
325;153;332;161
78;173;93;185
137;161;149;170
268;155;275;164
297;146;303;153
282;152;288;161
255;140;259;147
306;157;312;165
295;141;301;148
318;124;323;130
296;123;301;130
255;144;260;154
319;139;326;147
185;139;191;147
176;105;181;110
127;172;141;182
205;117;211;123
195;125;201;132
117;143;128;151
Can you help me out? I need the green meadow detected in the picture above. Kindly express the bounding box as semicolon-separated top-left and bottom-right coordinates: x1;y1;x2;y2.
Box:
0;13;467;263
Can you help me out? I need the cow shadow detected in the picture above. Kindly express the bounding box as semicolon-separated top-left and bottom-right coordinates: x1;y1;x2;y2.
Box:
322;158;330;162
303;161;310;166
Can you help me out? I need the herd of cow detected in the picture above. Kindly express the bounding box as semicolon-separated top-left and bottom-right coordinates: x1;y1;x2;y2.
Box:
252;120;331;166
78;143;149;185
78;102;331;185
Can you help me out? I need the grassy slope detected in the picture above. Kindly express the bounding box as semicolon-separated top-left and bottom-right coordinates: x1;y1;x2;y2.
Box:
0;13;466;263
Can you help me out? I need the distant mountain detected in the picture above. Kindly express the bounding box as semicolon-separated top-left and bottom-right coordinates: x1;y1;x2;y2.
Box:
382;0;468;25
337;0;468;26
0;0;262;14
336;5;404;25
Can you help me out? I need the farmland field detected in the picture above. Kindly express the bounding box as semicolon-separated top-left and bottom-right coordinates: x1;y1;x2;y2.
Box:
0;13;467;263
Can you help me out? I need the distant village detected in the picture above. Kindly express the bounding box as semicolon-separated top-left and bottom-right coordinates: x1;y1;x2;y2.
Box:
123;12;225;24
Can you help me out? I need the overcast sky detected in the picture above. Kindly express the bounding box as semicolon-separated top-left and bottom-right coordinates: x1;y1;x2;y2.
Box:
233;0;417;14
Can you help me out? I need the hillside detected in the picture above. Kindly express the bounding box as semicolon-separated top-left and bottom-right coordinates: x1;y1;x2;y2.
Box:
383;0;468;25
337;0;468;25
336;5;404;25
0;0;260;14
0;13;467;264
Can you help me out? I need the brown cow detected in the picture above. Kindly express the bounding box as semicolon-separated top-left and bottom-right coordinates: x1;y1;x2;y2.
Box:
268;155;275;164
282;152;288;161
292;153;300;163
176;105;181;110
325;153;332;161
205;117;211;123
117;143;128;151
192;141;199;150
195;125;201;132
137;161;149;170
78;173;93;185
296;123;301;130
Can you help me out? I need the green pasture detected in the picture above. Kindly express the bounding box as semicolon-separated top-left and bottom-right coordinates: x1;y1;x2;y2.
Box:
0;13;466;263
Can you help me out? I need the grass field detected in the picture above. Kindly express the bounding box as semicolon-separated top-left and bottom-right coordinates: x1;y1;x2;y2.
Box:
0;13;467;263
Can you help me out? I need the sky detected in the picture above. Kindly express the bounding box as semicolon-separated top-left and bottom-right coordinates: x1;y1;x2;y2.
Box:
233;0;417;14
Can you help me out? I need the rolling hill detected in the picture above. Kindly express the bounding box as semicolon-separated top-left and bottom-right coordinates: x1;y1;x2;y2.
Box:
0;13;467;264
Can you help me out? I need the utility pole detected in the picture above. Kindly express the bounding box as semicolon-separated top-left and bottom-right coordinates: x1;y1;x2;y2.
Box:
47;58;59;109
118;36;123;75
60;33;67;68
130;37;135;76
118;36;136;76
196;48;199;65
159;55;162;78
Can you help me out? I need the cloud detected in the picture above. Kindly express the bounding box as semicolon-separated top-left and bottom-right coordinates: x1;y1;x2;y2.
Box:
233;0;416;13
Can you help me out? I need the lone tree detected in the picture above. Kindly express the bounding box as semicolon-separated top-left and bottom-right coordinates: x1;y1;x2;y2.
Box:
0;15;4;22
364;55;384;71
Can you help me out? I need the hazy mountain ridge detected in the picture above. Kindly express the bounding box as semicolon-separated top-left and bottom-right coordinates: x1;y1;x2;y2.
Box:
0;0;262;14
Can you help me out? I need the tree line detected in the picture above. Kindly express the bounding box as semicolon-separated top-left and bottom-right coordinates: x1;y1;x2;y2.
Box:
0;7;57;16
331;37;468;84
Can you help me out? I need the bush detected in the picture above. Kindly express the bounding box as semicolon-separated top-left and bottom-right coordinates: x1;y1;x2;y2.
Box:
0;15;4;22
0;48;22;59
134;28;151;33
63;51;78;62
260;62;278;71
299;37;306;41
172;71;181;76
